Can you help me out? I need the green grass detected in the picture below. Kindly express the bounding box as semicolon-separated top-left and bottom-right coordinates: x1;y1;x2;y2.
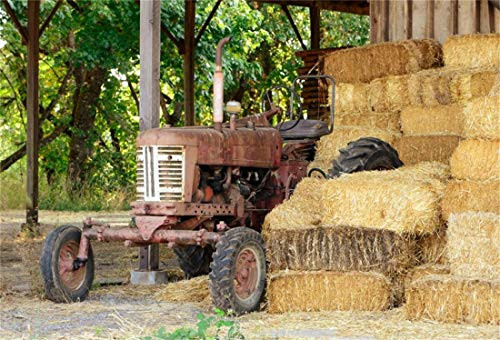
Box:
0;167;133;211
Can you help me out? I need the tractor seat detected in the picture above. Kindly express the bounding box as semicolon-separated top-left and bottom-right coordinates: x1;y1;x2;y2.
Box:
277;119;330;140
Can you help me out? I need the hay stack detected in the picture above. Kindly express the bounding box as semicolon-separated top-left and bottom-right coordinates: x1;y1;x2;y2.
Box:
394;136;460;165
330;67;498;114
155;276;210;303
447;212;499;280
400;104;463;136
441;180;500;219
404;264;449;290
314;126;399;163
462;96;500;140
267;271;392;313
449;139;500;181
444;34;500;69
322;39;442;84
415;227;448;265
321;163;448;234
265;225;417;276
334;111;400;132
405;274;500;325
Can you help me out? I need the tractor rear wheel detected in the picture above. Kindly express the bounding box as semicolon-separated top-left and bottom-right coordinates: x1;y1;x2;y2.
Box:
209;227;266;315
174;245;213;278
329;137;403;178
40;225;94;303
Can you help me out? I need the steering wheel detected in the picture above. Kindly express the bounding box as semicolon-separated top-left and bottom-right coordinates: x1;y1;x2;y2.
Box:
260;85;302;127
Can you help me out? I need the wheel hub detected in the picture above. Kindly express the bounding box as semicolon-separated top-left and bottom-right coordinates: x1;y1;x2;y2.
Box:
58;240;85;291
234;247;259;300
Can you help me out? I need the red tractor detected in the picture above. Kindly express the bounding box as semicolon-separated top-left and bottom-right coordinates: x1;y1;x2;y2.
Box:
40;37;402;314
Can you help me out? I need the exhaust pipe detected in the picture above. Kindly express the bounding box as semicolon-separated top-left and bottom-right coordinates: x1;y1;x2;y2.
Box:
213;36;232;131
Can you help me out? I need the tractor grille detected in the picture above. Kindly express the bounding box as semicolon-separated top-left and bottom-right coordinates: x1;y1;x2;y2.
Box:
136;146;185;202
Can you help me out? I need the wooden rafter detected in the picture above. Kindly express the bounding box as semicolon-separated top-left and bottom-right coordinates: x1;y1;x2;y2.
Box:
253;0;369;16
195;0;222;46
280;4;307;50
1;0;28;42
39;0;63;36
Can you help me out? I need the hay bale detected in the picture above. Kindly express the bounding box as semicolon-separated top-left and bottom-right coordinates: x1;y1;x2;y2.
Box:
441;180;500;219
400;104;463;136
403;264;450;296
321;163;447;234
462;96;500;140
263;178;325;234
450;139;500;181
333;111;400;132
333;82;371;114
268;271;392;313
314;126;399;162
450;68;499;102
394;135;461;165
415;227;448;265
447;212;499;280
265;226;417;276
155;276;210;303
405;274;500;325
444;34;500;69
322;39;442;84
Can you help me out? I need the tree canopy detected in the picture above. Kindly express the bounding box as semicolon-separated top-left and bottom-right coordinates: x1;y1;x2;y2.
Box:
0;0;369;210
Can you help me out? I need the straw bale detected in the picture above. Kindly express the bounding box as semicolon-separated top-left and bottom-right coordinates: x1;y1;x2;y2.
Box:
263;178;325;234
450;68;499;102
314;126;399;162
405;274;500;325
400;104;463;136
265;226;417;276
332;83;371;114
394;136;461;165
322;39;442;84
450;139;500;181
447;212;500;280
334;111;400;132
462;96;500;139
415;227;448;265
443;34;500;69
267;271;392;313
441;179;500;219
321;163;448;234
404;264;450;291
156;276;210;303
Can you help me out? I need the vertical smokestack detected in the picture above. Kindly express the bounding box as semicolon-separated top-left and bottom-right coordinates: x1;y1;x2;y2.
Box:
213;36;232;131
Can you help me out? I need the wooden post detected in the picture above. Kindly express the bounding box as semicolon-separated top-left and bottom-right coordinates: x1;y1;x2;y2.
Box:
310;4;320;49
139;0;161;271
184;0;196;126
26;0;40;228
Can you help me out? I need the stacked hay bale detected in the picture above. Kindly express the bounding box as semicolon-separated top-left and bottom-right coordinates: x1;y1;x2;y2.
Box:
321;35;499;168
405;35;499;325
264;163;448;313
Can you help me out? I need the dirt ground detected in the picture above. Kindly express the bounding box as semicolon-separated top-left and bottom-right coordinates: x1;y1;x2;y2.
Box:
1;210;498;339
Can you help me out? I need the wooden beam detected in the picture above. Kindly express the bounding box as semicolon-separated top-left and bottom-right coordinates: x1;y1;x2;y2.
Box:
1;0;28;43
134;0;184;54
139;0;161;271
309;4;320;49
195;0;222;46
184;0;196;126
26;0;40;227
39;0;63;37
252;0;370;16
281;4;307;50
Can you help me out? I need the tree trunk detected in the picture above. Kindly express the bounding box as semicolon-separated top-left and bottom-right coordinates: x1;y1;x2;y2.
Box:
66;66;107;193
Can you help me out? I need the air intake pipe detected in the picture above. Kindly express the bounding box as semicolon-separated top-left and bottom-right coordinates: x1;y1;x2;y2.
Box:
213;36;232;131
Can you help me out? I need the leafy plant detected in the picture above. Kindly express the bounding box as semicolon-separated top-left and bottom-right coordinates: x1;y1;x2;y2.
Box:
143;308;244;340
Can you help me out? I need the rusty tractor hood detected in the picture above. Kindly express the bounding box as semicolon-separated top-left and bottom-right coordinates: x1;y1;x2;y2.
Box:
137;126;282;169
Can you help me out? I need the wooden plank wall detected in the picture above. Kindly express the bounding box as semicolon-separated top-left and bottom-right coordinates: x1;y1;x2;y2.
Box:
371;0;500;44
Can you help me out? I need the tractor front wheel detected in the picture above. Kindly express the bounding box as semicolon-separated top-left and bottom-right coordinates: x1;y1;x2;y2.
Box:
40;225;94;303
209;227;266;315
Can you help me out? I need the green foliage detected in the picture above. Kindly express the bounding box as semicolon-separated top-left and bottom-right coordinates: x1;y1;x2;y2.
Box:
144;308;244;340
0;0;369;210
